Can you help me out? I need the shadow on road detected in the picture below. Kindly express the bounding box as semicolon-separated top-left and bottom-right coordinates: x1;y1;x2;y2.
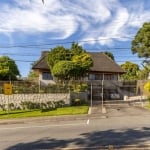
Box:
5;127;150;150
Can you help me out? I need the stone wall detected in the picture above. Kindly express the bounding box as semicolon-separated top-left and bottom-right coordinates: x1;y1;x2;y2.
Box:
0;93;70;106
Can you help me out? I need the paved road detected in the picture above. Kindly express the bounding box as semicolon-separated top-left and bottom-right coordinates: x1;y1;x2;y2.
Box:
0;104;150;150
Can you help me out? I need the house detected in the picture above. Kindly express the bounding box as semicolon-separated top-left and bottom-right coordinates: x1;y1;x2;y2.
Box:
32;51;125;84
32;51;125;100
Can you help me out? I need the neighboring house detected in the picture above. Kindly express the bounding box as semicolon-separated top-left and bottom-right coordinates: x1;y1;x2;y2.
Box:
32;51;55;86
32;51;125;83
32;51;125;100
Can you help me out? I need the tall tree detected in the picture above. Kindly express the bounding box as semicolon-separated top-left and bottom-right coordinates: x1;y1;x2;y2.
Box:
131;22;150;58
120;61;139;81
70;42;85;55
72;53;93;77
103;51;115;61
0;56;20;80
137;63;150;80
47;43;93;81
46;46;71;69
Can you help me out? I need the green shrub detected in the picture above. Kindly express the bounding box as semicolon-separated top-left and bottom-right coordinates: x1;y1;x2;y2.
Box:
8;103;15;110
20;101;40;110
0;104;6;111
71;98;88;106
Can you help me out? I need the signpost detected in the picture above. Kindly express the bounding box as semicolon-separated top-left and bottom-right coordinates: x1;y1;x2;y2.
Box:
3;83;13;114
4;83;12;95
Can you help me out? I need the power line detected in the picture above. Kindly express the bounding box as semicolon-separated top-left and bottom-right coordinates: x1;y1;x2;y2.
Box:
0;36;135;48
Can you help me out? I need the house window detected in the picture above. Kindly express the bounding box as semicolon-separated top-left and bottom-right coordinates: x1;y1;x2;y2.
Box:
42;72;53;80
95;74;103;80
89;74;95;80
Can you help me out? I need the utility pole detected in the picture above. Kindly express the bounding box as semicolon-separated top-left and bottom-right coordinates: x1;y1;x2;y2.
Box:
90;81;93;114
102;73;106;113
101;75;104;110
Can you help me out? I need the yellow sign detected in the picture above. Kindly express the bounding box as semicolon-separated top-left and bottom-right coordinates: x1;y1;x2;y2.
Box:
4;83;12;95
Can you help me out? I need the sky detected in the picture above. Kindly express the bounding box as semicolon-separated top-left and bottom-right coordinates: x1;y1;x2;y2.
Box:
0;0;150;77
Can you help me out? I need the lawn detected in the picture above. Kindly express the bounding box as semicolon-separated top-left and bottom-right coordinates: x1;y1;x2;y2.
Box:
0;106;89;119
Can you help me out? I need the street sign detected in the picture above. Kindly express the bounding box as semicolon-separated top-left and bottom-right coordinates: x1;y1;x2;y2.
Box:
4;83;12;95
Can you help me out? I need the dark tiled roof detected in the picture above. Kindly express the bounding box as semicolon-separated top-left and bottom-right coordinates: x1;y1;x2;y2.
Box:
88;52;125;73
32;51;49;70
32;51;125;74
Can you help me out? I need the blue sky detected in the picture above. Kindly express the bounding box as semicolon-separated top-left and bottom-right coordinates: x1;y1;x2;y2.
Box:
0;0;149;77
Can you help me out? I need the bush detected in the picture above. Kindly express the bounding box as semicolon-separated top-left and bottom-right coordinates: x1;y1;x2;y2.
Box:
71;98;87;106
20;101;40;110
0;104;6;111
0;100;66;112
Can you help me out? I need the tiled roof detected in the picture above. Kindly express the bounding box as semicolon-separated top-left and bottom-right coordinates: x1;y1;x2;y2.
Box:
32;51;125;74
32;51;49;70
88;52;125;73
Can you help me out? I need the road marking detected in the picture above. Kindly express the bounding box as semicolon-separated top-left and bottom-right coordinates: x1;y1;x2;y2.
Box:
0;122;87;130
86;119;89;125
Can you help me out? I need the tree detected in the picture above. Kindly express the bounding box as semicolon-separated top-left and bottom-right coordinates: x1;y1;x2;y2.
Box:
120;61;139;81
131;22;150;58
52;61;79;80
70;42;85;55
46;46;71;69
103;51;115;61
0;56;20;80
28;71;39;79
144;81;150;93
72;53;93;77
137;62;150;80
47;43;93;81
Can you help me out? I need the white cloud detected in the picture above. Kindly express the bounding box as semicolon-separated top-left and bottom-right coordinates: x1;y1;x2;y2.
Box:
0;0;149;46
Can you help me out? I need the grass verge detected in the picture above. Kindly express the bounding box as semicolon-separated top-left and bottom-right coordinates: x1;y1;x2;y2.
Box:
0;106;89;119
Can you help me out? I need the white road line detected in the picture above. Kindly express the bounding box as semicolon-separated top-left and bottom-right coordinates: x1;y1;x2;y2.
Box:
86;119;89;125
0;122;87;130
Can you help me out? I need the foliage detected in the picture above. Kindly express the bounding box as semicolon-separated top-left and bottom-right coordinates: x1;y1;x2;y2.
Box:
72;53;93;77
72;83;88;92
70;42;85;55
131;22;150;58
27;71;39;79
103;51;115;61
52;61;79;80
71;98;88;106
46;46;71;69
20;101;40;110
120;61;139;80
0;104;6;111
144;81;150;93
0;56;20;80
47;43;93;81
137;67;149;80
17;100;66;111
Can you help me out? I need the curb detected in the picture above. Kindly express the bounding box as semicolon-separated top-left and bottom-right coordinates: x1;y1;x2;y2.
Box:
0;114;90;125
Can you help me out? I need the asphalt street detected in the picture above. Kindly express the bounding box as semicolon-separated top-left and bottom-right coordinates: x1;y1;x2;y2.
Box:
0;104;150;150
